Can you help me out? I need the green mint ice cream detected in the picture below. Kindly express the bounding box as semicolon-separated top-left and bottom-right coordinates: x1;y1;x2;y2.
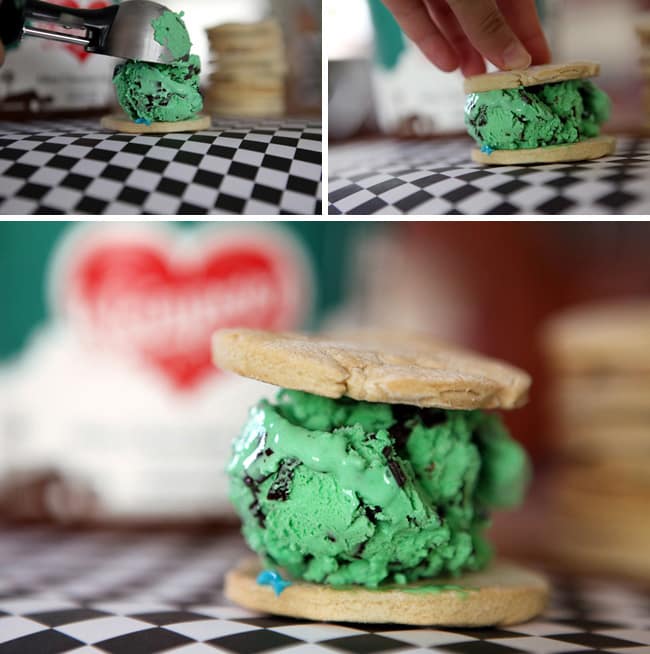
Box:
228;390;530;588
152;10;192;61
113;55;202;123
112;10;202;123
465;79;610;151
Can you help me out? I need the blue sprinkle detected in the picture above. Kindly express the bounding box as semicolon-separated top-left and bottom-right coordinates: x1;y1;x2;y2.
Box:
480;144;494;155
257;570;291;596
135;117;152;126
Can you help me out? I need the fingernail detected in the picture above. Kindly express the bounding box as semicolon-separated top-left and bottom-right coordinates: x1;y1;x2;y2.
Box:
502;42;531;70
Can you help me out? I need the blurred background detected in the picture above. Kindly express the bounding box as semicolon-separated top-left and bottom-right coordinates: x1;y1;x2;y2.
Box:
0;0;321;120
1;221;649;582
329;0;650;140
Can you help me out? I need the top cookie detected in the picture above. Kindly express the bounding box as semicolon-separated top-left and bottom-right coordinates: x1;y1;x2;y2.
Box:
542;300;650;374
463;61;600;94
212;328;530;410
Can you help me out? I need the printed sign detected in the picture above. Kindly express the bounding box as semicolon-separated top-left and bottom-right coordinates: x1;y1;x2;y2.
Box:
52;224;312;389
0;223;314;520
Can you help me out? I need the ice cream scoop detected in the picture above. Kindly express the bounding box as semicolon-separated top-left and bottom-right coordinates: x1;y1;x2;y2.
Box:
1;0;182;64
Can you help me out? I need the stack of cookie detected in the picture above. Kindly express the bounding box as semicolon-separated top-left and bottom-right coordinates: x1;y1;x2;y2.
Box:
542;300;650;579
204;20;287;118
636;18;650;128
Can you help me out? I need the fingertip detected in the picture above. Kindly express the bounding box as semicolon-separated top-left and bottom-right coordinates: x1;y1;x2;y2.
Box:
501;41;531;70
435;56;460;73
462;59;486;77
420;33;460;72
532;52;551;66
526;34;552;65
458;45;487;77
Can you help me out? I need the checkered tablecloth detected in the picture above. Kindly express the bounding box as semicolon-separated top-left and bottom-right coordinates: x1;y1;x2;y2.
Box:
0;118;321;215
0;526;649;653
329;136;650;215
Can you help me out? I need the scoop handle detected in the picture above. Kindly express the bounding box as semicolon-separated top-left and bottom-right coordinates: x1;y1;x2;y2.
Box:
27;0;118;29
25;0;119;53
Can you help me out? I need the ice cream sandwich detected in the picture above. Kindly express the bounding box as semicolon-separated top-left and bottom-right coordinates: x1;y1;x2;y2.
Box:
464;61;616;165
212;329;549;626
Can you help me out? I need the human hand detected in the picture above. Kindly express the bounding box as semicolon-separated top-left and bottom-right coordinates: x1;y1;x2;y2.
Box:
380;0;551;76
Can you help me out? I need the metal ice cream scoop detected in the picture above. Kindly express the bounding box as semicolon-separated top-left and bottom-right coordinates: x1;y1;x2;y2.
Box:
3;0;178;64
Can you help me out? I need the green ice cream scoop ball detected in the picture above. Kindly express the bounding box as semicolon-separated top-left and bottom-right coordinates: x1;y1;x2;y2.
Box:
228;390;530;588
465;79;611;151
113;55;203;123
152;10;192;61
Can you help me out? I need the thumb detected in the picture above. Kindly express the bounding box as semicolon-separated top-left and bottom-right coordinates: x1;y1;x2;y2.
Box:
446;0;531;70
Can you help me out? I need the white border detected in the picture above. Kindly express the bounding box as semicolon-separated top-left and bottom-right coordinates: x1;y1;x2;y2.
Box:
0;4;648;219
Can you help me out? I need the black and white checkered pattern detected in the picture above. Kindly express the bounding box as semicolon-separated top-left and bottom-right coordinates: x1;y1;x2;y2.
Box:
0;118;321;215
329;137;650;215
0;526;649;653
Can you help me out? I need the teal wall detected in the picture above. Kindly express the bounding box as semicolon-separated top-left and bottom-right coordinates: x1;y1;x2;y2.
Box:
0;221;365;361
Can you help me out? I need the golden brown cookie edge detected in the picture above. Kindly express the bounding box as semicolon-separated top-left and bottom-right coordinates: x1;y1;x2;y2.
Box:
224;557;549;627
471;135;616;165
463;61;601;94
212;328;531;410
100;113;211;134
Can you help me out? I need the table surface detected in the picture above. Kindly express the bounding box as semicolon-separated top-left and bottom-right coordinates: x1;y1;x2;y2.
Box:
329;136;650;215
0;526;648;654
0;118;321;215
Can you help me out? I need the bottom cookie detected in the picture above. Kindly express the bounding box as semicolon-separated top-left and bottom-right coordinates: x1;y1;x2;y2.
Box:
225;557;549;626
100;113;211;134
471;135;616;165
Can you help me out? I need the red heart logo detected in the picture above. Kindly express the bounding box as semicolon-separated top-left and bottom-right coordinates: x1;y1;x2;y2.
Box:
49;0;110;62
55;227;311;390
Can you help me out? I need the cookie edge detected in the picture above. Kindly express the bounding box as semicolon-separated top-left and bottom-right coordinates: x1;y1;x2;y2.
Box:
463;60;601;94
100;113;211;134
224;557;550;627
471;135;616;165
212;328;531;410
